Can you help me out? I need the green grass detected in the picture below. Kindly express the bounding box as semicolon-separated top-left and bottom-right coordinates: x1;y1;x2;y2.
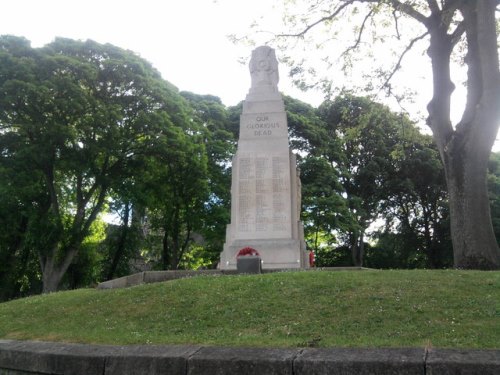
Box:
0;270;498;349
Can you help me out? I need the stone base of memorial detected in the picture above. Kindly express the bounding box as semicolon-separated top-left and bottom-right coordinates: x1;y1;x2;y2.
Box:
237;256;262;274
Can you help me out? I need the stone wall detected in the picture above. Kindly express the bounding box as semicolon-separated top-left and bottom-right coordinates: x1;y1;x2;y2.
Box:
1;340;498;374
96;268;365;290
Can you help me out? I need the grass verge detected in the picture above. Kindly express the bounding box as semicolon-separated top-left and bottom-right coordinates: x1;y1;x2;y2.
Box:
0;270;498;348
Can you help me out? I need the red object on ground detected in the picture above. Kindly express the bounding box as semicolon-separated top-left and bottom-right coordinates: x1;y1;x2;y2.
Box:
309;251;315;267
237;247;260;257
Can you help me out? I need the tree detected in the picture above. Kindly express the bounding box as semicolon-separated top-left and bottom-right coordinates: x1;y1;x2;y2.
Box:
380;135;453;268
282;96;356;256
284;95;327;154
0;139;37;299
100;198;144;281
263;0;500;269
299;156;353;255
316;95;415;266
488;152;500;245
143;128;209;270
0;36;194;291
180;92;236;266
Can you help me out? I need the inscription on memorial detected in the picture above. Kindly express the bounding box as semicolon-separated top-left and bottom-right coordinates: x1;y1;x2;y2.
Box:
240;113;287;139
239;157;254;179
237;153;291;237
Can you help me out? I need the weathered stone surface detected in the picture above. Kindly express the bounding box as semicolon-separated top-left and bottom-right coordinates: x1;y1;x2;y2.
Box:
294;348;425;375
97;272;144;289
105;344;201;375
220;46;308;271
0;340;106;374
426;348;500;375
2;341;498;374
237;256;262;274
143;270;221;284
0;340;202;375
187;346;297;375
0;369;36;374
97;270;225;289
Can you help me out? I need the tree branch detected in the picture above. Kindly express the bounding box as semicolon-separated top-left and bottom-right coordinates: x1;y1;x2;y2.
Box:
440;0;462;31
389;0;429;25
277;0;356;38
341;8;375;56
276;0;430;43
427;0;441;14
450;21;466;46
380;32;429;94
392;9;401;39
43;163;61;220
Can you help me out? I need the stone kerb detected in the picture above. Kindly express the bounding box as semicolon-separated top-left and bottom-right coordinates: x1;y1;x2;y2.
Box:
1;340;499;375
187;347;296;375
294;347;424;375
426;348;500;374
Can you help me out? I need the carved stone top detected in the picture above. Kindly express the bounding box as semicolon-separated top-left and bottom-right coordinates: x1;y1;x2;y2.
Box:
245;46;283;109
249;46;279;89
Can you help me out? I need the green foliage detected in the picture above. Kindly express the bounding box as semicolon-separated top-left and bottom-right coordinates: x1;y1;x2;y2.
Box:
284;95;326;153
367;233;427;269
300;156;353;253
179;92;236;267
488;152;500;245
141;126;210;270
282;93;453;269
0;270;498;349
379;134;452;268
177;244;215;270
314;246;352;267
0;36;201;292
64;217;107;289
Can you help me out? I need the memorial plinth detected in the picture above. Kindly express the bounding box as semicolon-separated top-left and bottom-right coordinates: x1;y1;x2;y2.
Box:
220;46;308;270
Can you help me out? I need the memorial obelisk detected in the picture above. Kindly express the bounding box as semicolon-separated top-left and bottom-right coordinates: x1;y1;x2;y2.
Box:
220;46;308;270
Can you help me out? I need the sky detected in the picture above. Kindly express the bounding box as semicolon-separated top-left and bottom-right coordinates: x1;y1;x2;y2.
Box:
0;0;324;107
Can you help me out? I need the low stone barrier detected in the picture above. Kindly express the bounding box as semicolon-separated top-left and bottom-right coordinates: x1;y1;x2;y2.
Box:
1;340;498;374
96;270;224;290
96;267;366;290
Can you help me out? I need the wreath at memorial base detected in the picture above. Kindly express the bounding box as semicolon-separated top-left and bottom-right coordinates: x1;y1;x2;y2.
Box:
236;247;260;257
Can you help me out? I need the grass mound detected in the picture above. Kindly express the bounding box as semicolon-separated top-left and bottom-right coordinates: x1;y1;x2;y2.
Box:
0;270;498;348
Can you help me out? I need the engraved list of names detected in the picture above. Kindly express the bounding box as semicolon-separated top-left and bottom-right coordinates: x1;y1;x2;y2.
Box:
237;153;291;238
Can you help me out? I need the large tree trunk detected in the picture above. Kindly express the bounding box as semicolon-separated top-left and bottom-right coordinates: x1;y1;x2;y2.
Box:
162;230;170;270
425;0;500;269
40;255;63;293
351;229;365;267
106;202;131;280
444;128;500;269
42;267;63;294
40;244;80;293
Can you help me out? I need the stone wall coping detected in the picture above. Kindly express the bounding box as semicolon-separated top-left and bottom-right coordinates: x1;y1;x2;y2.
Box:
96;267;366;290
0;340;498;374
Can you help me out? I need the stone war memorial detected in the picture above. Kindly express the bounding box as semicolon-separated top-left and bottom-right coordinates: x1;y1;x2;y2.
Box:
220;46;309;270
